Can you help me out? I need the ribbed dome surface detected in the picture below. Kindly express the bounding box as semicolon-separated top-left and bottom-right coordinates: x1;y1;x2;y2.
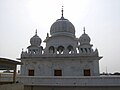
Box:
30;32;42;46
50;17;75;37
79;33;91;45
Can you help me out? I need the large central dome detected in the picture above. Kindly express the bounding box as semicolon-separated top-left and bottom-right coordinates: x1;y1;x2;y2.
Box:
50;17;75;37
50;9;75;37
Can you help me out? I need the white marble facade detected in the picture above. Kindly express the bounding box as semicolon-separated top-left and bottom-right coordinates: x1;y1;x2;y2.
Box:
20;9;102;76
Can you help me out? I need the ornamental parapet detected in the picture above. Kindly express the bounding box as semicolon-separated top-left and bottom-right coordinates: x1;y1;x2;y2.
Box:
21;48;99;58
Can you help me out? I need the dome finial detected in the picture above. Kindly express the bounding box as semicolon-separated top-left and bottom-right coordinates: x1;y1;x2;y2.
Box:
61;6;64;17
35;29;37;35
83;27;85;34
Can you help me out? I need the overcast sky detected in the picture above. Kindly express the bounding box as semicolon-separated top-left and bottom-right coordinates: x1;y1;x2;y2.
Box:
0;0;120;73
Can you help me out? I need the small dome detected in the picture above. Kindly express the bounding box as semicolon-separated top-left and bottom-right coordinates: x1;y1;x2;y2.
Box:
50;17;75;37
79;28;91;45
30;30;42;46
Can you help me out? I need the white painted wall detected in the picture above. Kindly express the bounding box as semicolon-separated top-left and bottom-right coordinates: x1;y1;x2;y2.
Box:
20;56;100;76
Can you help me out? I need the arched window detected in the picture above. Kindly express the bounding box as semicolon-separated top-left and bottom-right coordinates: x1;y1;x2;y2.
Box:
67;45;73;54
57;46;64;54
49;46;55;53
85;48;87;52
81;48;83;52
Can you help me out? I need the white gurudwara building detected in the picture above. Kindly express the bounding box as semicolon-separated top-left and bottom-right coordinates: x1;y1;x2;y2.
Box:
18;8;120;90
20;9;101;77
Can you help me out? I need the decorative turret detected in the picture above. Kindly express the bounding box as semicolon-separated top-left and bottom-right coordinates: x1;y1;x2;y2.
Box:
78;27;99;56
79;27;91;45
21;30;43;58
30;29;42;46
